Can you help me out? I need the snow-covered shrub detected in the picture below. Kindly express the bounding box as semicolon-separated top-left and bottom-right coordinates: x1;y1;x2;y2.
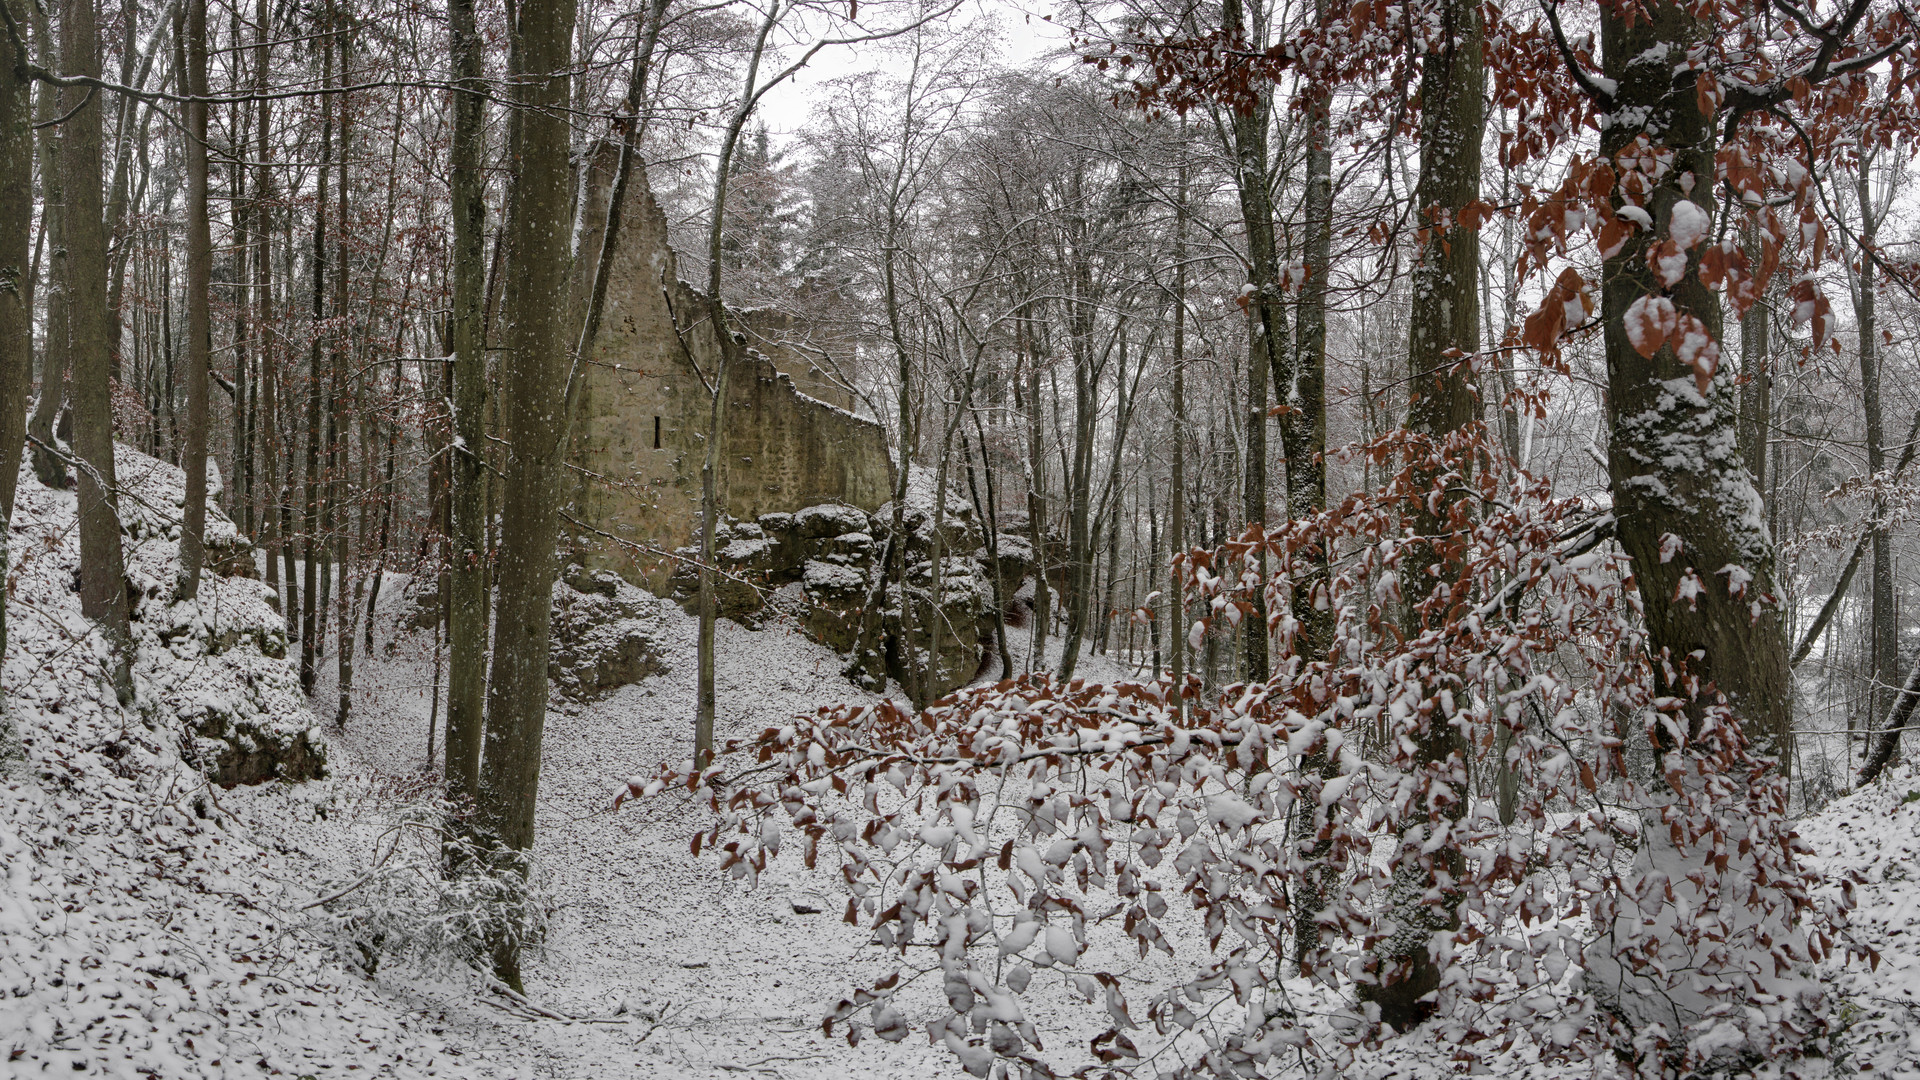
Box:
308;798;552;979
626;426;1868;1077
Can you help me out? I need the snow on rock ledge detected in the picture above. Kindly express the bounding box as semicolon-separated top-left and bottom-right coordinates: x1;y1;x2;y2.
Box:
0;449;523;1076
7;445;324;786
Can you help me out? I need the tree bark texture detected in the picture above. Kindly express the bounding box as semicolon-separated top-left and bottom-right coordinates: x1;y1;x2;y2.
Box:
28;0;67;490
0;0;31;667
63;0;134;702
1360;0;1482;1030
1599;0;1792;764
174;0;212;600
1223;0;1273;685
476;0;575;989
445;0;488;805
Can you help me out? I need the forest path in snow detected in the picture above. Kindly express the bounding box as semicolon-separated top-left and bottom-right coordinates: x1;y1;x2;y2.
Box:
309;587;1132;1078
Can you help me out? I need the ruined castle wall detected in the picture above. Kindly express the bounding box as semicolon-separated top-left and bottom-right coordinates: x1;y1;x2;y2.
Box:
566;148;894;593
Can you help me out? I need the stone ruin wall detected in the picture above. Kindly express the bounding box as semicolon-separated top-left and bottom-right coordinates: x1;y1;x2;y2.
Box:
564;147;894;594
561;149;1039;700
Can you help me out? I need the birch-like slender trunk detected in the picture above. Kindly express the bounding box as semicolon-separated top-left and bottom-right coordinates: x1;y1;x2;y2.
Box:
1851;167;1895;744
697;6;781;760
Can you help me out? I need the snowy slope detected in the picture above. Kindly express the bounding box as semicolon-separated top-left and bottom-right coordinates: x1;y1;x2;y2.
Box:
2;449;514;1077
1798;763;1920;1076
9;444;1920;1079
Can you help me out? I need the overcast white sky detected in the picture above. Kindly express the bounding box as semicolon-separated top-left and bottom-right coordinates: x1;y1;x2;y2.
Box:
753;0;1075;136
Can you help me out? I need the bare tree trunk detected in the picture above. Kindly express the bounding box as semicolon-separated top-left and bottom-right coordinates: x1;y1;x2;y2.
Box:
27;0;67;490
444;0;489;805
476;0;575;989
874;220;918;703
64;0;134;701
301;14;332;696
330;34;355;726
1222;0;1272;686
1851;167;1896;744
101;1;176;381
1146;482;1161;676
1095;341;1130;658
279;212;299;622
1022;317;1048;673
0;0;30;519
962;413;1012;680
1056;262;1098;680
697;9;785;754
1169;149;1187;715
1737;224;1770;495
0;0;30;667
1359;0;1481;1029
253;0;278;612
1286;0;1332;654
174;0;212;600
362;359;399;653
1858;649;1920;785
1287;0;1339;974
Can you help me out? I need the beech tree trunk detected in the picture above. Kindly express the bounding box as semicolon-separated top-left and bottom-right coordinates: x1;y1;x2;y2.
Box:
64;0;135;702
253;0;278;618
1360;0;1482;1029
27;0;67;490
444;0;488;804
1584;0;1799;1043
0;0;30;666
1168;149;1188;712
476;0;575;989
1286;0;1332;658
301;18;332;696
174;0;211;600
1598;0;1791;762
1222;0;1273;685
1287;0;1337;973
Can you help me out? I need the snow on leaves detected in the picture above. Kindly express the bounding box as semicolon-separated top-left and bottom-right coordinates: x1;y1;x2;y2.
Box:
1520;268;1593;363
629;428;1866;1078
1623;295;1679;359
1791;275;1837;352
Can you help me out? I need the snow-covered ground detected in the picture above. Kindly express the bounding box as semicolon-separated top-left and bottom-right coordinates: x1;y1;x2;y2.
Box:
2;451;504;1078
5;446;1920;1078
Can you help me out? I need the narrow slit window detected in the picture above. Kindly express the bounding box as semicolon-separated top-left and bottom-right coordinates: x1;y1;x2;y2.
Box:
653;416;662;450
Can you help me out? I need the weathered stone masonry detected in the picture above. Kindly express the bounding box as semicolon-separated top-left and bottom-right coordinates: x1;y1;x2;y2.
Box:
564;147;894;593
561;150;1032;701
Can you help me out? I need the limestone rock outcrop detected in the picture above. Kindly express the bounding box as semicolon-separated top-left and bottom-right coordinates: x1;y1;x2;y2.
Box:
549;568;671;700
664;495;1024;701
